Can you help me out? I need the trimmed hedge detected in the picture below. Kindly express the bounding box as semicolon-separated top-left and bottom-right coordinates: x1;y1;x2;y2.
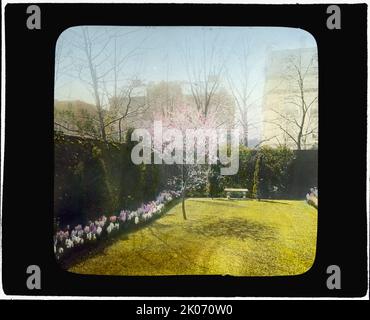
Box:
55;134;318;228
54;132;174;228
207;146;317;199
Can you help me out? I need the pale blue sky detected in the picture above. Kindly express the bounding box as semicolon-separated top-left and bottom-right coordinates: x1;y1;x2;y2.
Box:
54;26;317;139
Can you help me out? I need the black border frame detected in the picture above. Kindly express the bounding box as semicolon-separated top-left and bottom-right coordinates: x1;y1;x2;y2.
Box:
2;3;368;297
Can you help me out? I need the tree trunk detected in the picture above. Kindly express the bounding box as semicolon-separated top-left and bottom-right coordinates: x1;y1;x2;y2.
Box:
118;117;122;143
297;134;302;150
181;165;187;220
82;28;107;144
97;109;107;143
181;193;187;220
243;125;249;147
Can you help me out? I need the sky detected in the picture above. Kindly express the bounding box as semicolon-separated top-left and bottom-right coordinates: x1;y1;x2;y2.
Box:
54;26;317;140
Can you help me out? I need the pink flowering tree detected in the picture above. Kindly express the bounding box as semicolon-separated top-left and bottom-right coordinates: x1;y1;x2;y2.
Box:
158;104;218;220
131;103;239;220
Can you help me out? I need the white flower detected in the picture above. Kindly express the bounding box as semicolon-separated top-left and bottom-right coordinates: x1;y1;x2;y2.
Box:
95;220;105;228
135;216;139;224
58;247;64;254
96;226;102;236
157;204;164;212
72;236;83;245
114;223;119;230
65;238;74;248
107;222;114;234
128;212;135;221
87;232;92;241
74;236;79;244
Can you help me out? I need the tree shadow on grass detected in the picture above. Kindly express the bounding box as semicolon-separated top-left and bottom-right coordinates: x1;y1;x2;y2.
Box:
191;198;291;206
187;217;277;242
189;199;247;209
257;199;290;205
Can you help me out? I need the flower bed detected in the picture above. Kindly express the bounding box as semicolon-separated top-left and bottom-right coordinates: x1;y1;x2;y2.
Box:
306;187;318;209
54;190;181;261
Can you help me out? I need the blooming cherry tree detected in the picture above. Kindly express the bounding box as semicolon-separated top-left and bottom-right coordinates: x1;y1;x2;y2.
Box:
146;104;238;219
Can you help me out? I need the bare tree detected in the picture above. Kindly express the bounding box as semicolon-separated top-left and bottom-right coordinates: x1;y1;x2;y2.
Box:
54;26;147;143
226;40;258;147
104;78;149;142
80;27;110;142
183;34;226;119
267;51;318;150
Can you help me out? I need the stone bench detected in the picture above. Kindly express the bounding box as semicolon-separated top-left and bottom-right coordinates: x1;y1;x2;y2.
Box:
224;188;249;199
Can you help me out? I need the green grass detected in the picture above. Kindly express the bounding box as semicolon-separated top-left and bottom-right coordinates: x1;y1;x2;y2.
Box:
69;198;317;276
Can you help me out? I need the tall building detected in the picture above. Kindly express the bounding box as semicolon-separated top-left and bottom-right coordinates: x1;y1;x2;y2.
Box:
262;48;318;149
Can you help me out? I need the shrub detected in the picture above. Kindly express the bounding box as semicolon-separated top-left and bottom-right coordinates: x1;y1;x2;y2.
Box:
252;153;261;199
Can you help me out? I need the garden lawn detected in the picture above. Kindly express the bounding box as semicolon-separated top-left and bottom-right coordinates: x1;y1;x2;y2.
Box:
69;198;317;276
